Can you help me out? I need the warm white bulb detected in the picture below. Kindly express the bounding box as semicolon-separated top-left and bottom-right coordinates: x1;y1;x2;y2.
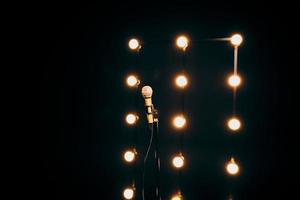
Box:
124;150;136;162
172;155;184;168
230;34;243;47
226;158;239;175
123;188;134;199
173;115;186;129
171;195;182;200
126;75;139;87
227;118;241;131
175;75;188;88
128;38;140;50
228;74;241;87
126;113;138;125
176;36;189;49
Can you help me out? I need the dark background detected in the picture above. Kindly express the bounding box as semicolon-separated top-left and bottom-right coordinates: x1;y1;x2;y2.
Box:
37;2;295;200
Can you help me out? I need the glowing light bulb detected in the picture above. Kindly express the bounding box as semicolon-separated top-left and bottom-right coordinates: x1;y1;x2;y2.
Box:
173;115;186;129
175;75;188;88
126;75;140;87
176;35;189;50
128;38;141;50
123;150;136;163
171;193;183;200
226;158;240;175
230;34;243;47
227;117;241;131
228;74;241;87
123;187;134;199
172;154;184;168
126;113;138;125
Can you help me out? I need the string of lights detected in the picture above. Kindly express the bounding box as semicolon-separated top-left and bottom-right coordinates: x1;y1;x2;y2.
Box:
225;34;243;180
122;33;245;200
223;34;244;199
170;34;190;200
122;38;142;200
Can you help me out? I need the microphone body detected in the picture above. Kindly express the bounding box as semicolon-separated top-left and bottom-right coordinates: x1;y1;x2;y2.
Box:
145;97;154;124
141;86;154;124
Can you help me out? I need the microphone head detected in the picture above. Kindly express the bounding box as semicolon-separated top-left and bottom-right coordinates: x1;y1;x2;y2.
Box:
141;86;153;98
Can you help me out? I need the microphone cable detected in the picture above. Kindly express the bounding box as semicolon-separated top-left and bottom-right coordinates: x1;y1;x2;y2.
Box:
154;120;162;200
142;123;154;200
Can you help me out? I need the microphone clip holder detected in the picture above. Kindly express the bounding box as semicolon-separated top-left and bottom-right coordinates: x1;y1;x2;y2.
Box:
153;108;159;123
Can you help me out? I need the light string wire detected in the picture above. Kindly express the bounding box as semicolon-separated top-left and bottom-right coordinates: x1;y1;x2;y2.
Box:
125;46;142;195
177;48;188;193
233;46;238;116
133;49;142;192
229;45;240;199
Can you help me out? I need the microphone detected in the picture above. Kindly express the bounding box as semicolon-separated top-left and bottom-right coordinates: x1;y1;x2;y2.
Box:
141;86;154;124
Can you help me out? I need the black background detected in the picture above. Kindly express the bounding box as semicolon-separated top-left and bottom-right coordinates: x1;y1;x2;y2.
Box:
36;2;295;200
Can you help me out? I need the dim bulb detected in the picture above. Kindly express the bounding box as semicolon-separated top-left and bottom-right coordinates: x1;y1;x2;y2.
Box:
171;192;183;200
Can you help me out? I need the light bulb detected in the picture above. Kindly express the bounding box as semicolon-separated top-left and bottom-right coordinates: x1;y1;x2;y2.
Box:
176;35;189;50
228;74;241;88
171;195;182;200
226;158;240;175
172;154;184;168
128;38;141;50
227;117;241;131
126;75;140;87
173;115;186;129
123;150;136;163
123;187;134;199
230;34;243;47
126;113;138;125
175;75;188;88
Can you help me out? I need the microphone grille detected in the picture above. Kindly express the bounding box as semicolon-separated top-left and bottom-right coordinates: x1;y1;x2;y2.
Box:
141;86;153;98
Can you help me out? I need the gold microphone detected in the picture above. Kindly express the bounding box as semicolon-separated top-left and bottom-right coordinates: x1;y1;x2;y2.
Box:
141;86;154;124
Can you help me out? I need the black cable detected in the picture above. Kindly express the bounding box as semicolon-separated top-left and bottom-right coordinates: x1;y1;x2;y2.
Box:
154;121;162;200
142;123;154;200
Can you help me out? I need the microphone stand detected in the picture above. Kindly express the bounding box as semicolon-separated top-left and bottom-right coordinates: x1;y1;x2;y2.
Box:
153;108;161;200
